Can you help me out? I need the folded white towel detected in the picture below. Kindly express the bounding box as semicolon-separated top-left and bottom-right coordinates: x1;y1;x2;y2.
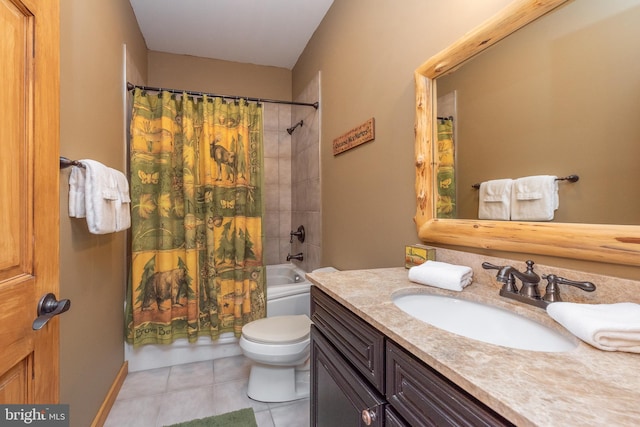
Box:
68;165;86;218
478;179;513;220
547;302;640;353
78;160;131;234
408;260;473;292
111;167;131;232
511;175;558;221
81;159;117;234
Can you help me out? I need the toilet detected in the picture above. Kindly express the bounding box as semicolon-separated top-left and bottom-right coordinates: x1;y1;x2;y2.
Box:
239;266;337;402
239;314;312;402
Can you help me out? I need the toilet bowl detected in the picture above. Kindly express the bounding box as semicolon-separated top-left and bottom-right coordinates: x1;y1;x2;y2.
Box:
239;314;312;402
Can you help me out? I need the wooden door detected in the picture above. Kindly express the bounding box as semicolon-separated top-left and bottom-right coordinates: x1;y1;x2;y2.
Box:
0;0;60;403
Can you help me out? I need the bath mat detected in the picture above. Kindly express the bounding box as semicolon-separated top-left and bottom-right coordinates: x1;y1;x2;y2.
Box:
164;407;257;427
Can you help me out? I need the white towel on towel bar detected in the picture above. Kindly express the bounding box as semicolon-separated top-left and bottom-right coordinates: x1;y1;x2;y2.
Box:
478;179;513;220
112;166;131;232
72;159;131;234
547;302;640;353
511;175;558;221
68;165;86;217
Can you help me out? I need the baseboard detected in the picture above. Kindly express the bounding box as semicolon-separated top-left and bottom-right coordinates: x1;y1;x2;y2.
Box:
91;361;128;427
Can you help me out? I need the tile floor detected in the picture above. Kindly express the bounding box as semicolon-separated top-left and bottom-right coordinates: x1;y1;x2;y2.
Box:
105;355;310;427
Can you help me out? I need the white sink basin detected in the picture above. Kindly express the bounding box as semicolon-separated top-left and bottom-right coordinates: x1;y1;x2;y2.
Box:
393;293;577;352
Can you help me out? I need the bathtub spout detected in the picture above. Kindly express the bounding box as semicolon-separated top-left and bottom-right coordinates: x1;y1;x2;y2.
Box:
286;253;303;261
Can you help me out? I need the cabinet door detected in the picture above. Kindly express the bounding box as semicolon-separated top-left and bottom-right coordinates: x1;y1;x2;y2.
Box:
386;341;513;427
311;326;386;427
311;287;385;392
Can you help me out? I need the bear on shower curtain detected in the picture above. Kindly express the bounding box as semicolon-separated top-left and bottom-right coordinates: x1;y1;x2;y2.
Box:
125;89;266;346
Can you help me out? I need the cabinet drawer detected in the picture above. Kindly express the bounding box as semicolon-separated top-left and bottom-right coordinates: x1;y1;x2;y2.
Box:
386;341;514;427
311;287;385;392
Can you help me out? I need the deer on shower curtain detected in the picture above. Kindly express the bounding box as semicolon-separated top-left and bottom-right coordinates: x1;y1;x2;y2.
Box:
125;89;266;346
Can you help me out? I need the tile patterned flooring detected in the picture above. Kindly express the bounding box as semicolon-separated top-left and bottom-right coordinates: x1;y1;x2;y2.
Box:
105;355;310;427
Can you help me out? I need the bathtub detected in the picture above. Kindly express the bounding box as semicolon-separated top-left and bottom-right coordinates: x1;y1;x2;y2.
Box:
125;263;311;372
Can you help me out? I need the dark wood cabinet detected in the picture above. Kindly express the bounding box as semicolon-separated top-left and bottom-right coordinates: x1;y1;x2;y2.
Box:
311;326;386;427
311;286;514;427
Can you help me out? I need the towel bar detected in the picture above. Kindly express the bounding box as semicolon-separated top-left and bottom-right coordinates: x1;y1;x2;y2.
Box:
472;174;578;189
60;156;85;169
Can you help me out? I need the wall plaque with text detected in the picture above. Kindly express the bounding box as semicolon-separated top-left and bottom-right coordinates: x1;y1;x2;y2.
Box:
332;118;375;155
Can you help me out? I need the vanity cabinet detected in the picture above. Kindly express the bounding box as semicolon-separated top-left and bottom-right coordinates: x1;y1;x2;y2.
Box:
310;286;513;427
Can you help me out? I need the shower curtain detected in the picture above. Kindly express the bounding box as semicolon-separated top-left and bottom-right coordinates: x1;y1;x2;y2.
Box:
125;89;266;346
436;117;456;218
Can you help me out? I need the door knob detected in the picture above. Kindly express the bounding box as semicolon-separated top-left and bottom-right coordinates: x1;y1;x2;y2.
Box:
33;293;71;330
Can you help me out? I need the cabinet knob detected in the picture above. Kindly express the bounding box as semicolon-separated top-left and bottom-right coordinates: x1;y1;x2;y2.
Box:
361;408;377;426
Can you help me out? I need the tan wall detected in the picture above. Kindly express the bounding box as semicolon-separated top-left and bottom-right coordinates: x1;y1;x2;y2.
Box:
293;0;514;270
147;51;292;101
59;0;147;425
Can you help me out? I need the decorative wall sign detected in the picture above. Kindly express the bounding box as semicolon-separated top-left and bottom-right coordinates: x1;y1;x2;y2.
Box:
332;117;375;155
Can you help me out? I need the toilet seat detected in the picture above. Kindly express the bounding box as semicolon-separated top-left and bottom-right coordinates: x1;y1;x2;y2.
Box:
242;314;311;344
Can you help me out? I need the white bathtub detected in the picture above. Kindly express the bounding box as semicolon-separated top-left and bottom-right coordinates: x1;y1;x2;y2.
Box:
125;263;311;372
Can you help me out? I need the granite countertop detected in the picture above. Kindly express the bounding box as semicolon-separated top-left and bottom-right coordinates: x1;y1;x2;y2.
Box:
307;267;640;427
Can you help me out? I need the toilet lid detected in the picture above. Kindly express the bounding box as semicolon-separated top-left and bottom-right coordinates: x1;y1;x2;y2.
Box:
242;315;312;344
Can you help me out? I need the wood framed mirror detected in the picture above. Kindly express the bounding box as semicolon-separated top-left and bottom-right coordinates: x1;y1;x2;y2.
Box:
414;0;640;267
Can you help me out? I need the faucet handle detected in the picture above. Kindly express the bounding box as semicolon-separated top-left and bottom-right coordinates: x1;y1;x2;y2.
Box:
289;225;305;243
481;262;502;271
482;262;517;293
542;274;596;302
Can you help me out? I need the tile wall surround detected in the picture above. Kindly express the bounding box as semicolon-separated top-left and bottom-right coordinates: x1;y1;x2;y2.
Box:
263;72;321;272
263;103;293;265
291;73;322;273
435;247;640;304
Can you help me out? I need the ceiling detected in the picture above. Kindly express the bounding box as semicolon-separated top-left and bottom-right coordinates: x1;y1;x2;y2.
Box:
128;0;334;70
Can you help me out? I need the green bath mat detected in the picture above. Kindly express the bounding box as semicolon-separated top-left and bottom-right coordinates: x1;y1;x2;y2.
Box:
164;408;257;427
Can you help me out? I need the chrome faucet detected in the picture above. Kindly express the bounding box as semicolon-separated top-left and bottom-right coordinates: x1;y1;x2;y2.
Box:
286;252;303;261
482;260;596;308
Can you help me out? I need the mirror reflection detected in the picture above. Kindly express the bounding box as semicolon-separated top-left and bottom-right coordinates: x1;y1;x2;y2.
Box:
435;0;640;225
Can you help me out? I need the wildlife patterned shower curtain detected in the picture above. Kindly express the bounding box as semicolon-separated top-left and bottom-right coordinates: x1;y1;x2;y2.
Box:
436;117;456;218
126;89;266;346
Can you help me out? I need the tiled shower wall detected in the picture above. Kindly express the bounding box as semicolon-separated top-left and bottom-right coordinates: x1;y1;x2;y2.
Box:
291;73;321;272
263;103;293;265
262;73;321;271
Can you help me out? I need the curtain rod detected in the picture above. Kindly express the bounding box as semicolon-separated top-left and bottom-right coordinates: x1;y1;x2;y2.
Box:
126;82;319;109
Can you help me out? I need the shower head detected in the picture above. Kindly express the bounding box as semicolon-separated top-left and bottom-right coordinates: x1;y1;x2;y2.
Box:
286;120;304;135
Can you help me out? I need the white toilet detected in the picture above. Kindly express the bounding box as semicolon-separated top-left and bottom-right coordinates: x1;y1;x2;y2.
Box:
239;314;312;402
239;266;337;402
